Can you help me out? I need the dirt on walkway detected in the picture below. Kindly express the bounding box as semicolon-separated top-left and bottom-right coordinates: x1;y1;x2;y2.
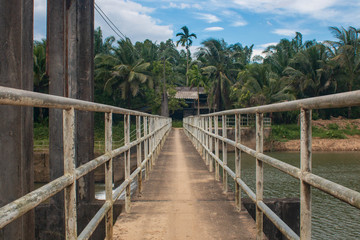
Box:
112;128;257;240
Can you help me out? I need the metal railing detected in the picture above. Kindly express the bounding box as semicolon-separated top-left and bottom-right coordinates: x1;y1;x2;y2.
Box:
0;86;172;240
183;91;360;240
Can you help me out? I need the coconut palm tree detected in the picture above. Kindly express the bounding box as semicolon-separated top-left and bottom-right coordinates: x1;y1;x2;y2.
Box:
187;64;208;115
197;38;239;111
176;26;197;86
283;43;336;99
326;26;360;117
95;38;152;108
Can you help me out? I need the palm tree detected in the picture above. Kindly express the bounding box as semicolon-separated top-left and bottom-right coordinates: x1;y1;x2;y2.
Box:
33;40;49;122
283;43;335;99
326;26;360;117
176;26;197;86
197;38;238;111
96;38;152;108
187;64;208;115
233;63;295;108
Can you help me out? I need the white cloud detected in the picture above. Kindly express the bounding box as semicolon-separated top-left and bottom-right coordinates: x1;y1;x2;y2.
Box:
196;13;221;23
204;27;224;32
272;28;310;37
232;21;247;27
252;42;278;60
164;2;202;10
95;0;173;42
259;42;278;48
230;0;360;24
176;45;201;57
34;0;46;16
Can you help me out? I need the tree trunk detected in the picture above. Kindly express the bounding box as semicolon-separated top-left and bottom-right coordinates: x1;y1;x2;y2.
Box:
186;46;189;86
161;59;169;117
197;85;200;116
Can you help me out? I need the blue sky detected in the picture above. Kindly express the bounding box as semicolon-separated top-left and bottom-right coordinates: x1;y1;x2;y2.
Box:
34;0;360;57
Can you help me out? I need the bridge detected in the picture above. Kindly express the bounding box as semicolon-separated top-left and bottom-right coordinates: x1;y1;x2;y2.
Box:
1;86;360;240
1;1;360;240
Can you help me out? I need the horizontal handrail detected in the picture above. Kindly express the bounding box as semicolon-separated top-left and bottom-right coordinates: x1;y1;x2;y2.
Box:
183;90;360;240
0;86;172;240
0;86;165;117
189;90;360;117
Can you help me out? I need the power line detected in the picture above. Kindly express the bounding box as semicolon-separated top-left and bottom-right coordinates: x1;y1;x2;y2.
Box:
94;2;126;40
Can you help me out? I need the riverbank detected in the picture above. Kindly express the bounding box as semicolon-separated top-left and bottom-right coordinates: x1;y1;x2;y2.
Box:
271;117;360;151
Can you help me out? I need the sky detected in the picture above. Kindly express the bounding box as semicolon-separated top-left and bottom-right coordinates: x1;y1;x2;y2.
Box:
34;0;360;57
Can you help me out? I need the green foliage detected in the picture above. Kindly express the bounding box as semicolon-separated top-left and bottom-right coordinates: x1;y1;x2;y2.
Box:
172;120;183;128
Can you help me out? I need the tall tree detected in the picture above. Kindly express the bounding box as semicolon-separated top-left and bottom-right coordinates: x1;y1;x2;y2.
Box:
326;26;360;117
187;64;208;115
176;26;197;86
197;38;239;111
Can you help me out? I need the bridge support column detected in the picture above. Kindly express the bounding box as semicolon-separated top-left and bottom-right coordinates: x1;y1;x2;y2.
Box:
42;1;95;239
0;0;34;239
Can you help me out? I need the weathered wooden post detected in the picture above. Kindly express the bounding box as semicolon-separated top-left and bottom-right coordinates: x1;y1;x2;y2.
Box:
215;116;220;181
235;114;242;211
63;108;77;240
209;117;214;172
222;115;228;192
300;108;312;240
256;113;264;239
136;116;142;193
144;117;149;180
105;112;113;239
124;114;131;213
0;0;34;239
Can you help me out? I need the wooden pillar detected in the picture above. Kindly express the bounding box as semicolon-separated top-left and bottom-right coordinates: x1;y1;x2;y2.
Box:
47;0;94;236
0;0;34;239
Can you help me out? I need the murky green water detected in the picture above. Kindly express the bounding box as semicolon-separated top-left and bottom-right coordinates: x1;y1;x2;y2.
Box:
225;151;360;239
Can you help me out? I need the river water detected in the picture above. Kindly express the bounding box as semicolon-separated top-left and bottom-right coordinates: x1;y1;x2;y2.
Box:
225;151;360;240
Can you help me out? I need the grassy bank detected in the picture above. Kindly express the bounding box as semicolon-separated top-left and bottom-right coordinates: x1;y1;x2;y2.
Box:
270;122;360;142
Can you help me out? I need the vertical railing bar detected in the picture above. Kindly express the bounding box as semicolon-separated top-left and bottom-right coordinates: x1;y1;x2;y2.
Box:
124;114;131;213
205;117;209;166
144;116;149;181
235;113;242;211
63;108;77;240
256;113;264;239
104;112;113;239
300;108;312;240
215;116;219;181
209;116;214;172
222;115;228;192
136;115;142;194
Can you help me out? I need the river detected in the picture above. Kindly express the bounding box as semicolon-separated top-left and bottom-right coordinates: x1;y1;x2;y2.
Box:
225;151;360;240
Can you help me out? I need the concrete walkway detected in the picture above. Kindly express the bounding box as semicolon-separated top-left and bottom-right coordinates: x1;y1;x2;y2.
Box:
113;128;257;240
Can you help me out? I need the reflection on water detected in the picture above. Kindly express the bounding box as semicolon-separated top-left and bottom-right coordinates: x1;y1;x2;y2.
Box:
226;151;360;240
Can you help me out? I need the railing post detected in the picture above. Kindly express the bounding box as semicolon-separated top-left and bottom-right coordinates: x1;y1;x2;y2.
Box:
144;116;149;180
124;114;131;213
222;115;228;192
300;108;312;240
105;112;113;239
205;117;209;166
136;116;142;194
235;113;241;211
256;113;264;239
63;108;77;240
209;116;214;172
215;115;219;181
150;117;154;168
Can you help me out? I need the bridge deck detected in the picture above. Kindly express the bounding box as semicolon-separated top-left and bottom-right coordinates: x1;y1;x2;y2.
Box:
113;128;257;239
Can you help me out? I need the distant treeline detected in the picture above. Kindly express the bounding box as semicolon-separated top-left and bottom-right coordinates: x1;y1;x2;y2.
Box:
33;26;360;123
